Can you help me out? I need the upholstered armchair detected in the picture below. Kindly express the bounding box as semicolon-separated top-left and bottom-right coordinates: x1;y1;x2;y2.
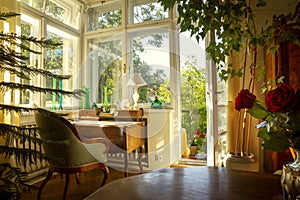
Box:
34;108;109;200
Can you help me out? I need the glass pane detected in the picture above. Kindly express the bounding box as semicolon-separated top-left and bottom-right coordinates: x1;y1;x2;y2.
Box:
218;106;227;133
45;0;65;22
20;14;41;105
87;0;122;31
46;25;78;109
128;0;168;24
87;36;122;108
45;0;82;30
217;76;227;105
20;0;44;11
20;22;31;104
130;30;170;105
179;31;207;154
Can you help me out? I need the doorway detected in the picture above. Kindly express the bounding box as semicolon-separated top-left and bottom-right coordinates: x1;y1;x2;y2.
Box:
179;32;227;166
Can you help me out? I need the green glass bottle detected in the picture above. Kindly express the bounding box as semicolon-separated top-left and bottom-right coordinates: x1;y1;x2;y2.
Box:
103;86;110;113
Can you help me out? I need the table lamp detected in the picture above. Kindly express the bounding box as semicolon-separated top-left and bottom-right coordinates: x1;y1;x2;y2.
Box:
127;73;146;109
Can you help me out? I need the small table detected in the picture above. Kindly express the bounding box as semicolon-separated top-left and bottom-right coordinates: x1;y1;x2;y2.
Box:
84;166;282;200
74;120;146;177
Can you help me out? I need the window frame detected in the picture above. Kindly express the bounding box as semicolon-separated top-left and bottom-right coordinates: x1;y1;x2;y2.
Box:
20;1;81;109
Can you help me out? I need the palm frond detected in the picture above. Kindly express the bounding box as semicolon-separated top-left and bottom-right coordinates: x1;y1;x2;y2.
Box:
0;82;84;98
0;12;20;21
0;32;61;49
0;163;36;200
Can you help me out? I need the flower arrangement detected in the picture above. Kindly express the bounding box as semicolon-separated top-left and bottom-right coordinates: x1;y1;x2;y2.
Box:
190;129;206;148
235;83;300;152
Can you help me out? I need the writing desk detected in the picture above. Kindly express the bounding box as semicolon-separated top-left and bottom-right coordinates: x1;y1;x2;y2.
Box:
84;166;282;200
73;120;146;177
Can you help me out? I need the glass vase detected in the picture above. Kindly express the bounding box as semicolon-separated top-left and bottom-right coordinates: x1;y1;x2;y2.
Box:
281;149;300;200
103;86;110;113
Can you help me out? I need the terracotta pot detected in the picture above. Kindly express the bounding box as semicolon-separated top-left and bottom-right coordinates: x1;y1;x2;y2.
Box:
189;146;197;156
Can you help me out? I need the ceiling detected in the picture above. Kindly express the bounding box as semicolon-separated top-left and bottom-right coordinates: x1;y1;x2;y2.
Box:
79;0;116;7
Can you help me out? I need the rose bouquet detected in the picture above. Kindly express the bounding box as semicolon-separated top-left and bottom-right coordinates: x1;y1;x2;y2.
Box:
190;129;206;148
235;83;300;152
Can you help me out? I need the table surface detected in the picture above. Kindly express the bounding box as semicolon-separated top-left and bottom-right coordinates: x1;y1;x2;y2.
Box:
74;119;145;177
73;120;141;128
85;166;282;200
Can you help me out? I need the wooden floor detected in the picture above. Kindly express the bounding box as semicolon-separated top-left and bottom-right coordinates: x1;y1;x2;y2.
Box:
20;167;140;200
20;158;206;200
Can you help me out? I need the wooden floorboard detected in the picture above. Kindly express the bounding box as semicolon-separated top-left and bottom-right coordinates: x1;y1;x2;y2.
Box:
20;167;139;200
20;159;206;200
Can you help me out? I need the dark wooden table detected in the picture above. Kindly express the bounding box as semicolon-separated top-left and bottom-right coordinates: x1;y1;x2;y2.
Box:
84;166;282;200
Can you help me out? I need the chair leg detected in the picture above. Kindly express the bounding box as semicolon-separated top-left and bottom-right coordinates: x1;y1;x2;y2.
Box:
63;174;71;200
101;166;109;187
75;173;80;184
37;169;53;200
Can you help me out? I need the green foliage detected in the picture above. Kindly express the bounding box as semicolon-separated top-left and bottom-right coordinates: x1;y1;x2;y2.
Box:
180;60;206;149
158;0;300;80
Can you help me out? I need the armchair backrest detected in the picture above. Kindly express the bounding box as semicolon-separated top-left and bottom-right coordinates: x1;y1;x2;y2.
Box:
34;109;103;168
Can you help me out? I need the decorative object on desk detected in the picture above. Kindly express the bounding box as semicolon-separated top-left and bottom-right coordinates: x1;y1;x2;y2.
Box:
127;73;146;109
103;86;110;113
84;87;91;109
59;79;63;110
235;81;300;199
151;96;162;109
92;102;98;110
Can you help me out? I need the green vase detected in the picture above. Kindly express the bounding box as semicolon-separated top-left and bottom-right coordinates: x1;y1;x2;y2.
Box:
103;86;110;113
84;87;91;109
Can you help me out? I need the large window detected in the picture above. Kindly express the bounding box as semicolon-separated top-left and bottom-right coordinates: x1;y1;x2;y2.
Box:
19;14;41;105
45;25;79;109
128;0;168;24
87;0;122;31
86;1;173;108
129;29;170;104
20;0;81;108
19;0;83;30
87;35;123;106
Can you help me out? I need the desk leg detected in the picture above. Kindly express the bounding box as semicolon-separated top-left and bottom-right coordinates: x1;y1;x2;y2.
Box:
138;145;145;174
124;152;129;177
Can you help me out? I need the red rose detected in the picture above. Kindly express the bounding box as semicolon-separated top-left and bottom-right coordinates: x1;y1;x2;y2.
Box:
235;89;256;111
194;130;200;138
265;83;298;113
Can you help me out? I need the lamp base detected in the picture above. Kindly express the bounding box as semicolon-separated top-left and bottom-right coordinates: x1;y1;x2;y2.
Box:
132;88;139;109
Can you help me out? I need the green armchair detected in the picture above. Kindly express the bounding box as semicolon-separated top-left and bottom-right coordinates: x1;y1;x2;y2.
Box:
34;108;109;200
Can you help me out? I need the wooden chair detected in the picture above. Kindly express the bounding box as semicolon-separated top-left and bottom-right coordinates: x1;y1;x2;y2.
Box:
34;108;109;200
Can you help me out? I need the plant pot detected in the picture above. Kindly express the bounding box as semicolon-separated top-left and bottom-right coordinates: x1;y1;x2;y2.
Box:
281;149;300;200
225;152;255;171
189;146;197;156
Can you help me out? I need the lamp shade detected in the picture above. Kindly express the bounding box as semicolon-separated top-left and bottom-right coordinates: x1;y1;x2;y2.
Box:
127;73;146;87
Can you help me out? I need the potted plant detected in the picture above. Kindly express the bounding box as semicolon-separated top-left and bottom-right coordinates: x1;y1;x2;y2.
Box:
189;129;206;157
235;80;300;199
159;0;300;163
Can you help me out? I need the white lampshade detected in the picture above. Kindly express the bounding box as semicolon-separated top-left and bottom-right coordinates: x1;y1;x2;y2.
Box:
127;73;146;87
